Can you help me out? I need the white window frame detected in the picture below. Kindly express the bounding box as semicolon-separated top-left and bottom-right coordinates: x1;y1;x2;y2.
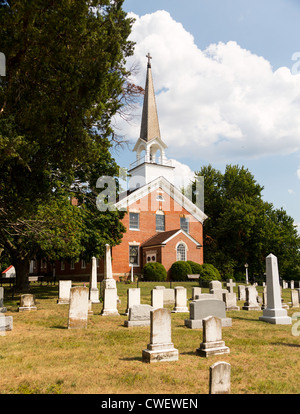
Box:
176;242;187;261
129;212;140;231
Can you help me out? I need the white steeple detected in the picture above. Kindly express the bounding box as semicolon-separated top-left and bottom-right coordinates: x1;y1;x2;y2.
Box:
128;53;175;191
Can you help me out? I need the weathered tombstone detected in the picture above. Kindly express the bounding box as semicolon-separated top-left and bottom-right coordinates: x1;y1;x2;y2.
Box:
184;299;232;329
172;286;188;313
226;279;236;294
0;314;13;333
259;254;292;325
89;257;100;304
209;362;231;394
163;288;175;305
88;300;93;315
101;244;119;316
142;308;178;363
290;280;295;290
192;287;202;300
57;280;72;304
242;286;261;311
222;292;240;311
196;316;230;357
0;287;7;313
68;286;89;329
125;288;140;314
209;281;227;300
238;285;246;301
151;288;164;309
291;290;299;308
18;294;37;311
124;304;153;327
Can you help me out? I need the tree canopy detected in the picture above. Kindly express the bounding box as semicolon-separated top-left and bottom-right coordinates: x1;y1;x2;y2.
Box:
196;164;300;281
0;0;136;290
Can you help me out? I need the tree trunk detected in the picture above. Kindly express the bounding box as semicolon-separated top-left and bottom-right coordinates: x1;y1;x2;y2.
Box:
14;257;30;292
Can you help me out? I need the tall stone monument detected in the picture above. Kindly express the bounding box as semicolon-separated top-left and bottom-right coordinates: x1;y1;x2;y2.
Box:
89;257;100;303
259;254;292;325
101;244;119;316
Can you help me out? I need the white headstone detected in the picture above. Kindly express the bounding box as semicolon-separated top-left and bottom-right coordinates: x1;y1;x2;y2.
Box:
18;294;37;312
125;288;140;314
223;292;240;311
68;286;89;329
291;290;299;308
142;308;179;363
242;286;261;311
101;287;119;316
238;285;246;301
226;279;236;294
172;286;188;313
151;288;164;309
192;287;202;300
209;280;227;300
209;362;231;394
259;254;292;325
57;280;72;304
124;304;153;327
89;257;100;303
196;316;230;357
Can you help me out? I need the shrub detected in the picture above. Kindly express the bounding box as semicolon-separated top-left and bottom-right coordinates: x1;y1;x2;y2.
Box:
187;260;202;275
198;263;221;286
170;261;192;281
142;262;167;282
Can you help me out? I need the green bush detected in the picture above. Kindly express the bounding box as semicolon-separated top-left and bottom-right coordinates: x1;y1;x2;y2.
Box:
170;261;192;281
187;260;202;274
198;263;221;286
142;262;167;282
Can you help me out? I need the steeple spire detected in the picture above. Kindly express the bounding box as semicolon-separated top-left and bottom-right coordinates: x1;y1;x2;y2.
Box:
140;53;161;142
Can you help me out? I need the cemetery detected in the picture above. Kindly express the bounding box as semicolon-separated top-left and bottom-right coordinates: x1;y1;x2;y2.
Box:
1;266;300;394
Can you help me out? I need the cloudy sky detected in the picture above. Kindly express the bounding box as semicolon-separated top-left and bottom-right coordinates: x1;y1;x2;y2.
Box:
112;0;300;231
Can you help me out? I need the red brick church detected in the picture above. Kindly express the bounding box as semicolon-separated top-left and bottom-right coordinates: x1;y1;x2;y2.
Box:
31;54;207;281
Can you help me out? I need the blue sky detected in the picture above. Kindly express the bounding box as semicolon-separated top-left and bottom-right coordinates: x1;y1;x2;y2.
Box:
113;0;300;231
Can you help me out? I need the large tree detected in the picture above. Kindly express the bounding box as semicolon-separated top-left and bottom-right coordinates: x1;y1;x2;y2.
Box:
0;0;136;290
196;164;300;280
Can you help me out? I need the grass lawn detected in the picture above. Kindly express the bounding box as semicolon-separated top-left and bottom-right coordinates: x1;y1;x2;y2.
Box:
1;281;299;394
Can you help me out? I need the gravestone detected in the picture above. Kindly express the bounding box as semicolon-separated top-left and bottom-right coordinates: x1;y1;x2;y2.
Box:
142;308;178;363
290;280;295;290
238;285;246;301
261;287;267;310
101;244;119;316
0;314;13;333
18;294;37;312
242;286;261;311
124;304;153;327
226;279;236;294
196;316;230;357
184;299;232;329
291;290;299;308
0;287;7;313
209;362;231;394
57;280;72;304
163;288;175;305
223;292;240;311
172;286;188;313
89;257;100;304
151;288;164;309
125;288;140;315
259;254;292;325
192;287;202;300
88;300;93;315
68;286;89;329
209;281;227;300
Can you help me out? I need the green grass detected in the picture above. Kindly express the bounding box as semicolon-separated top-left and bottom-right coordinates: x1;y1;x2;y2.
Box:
0;281;299;394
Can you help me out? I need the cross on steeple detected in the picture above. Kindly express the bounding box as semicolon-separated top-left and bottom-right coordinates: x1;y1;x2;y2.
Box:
146;52;152;67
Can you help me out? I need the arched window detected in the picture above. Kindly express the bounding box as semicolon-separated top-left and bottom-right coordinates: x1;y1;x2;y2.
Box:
177;243;186;261
156;211;165;231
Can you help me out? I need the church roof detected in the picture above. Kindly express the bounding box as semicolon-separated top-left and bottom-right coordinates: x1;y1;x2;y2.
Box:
139;53;161;142
141;229;202;248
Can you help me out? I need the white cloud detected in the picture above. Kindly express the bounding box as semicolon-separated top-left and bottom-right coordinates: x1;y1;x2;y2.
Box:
288;189;295;194
171;159;195;188
116;11;300;163
297;168;300;179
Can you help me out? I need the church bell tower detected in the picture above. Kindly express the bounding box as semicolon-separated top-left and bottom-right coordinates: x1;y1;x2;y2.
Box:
128;53;175;191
